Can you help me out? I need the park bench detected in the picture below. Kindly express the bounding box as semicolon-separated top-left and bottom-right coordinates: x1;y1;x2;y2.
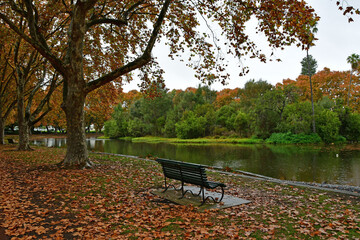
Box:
156;158;226;205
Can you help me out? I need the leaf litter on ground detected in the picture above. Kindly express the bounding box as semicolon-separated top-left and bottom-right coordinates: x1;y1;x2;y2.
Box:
0;144;359;239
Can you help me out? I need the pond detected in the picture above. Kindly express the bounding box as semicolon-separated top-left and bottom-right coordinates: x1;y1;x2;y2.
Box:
31;138;360;187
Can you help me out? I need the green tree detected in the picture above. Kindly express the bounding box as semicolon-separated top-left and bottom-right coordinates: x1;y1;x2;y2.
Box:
338;108;360;142
250;88;291;138
316;109;341;143
175;111;206;139
301;54;318;133
233;111;250;137
239;79;273;111
301;20;318;134
104;105;129;138
194;104;216;136
163;109;178;137
346;53;360;106
129;92;172;136
216;105;237;130
277;102;313;134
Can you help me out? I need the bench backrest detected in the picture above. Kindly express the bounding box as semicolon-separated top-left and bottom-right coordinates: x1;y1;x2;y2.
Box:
156;158;208;186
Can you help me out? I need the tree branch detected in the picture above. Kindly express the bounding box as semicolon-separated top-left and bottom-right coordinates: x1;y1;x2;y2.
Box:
86;18;127;29
0;12;67;76
86;1;145;31
85;0;172;93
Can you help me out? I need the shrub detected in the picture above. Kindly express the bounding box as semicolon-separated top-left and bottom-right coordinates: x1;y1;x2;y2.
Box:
266;132;322;144
212;126;228;136
233;111;249;137
341;112;360;142
104;120;121;138
175;111;207;139
128;119;149;137
277;102;312;134
316;109;341;143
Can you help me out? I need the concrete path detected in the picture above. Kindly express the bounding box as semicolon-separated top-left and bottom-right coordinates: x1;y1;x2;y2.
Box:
151;186;251;211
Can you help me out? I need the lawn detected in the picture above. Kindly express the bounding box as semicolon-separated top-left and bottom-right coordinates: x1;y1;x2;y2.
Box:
114;136;264;144
0;144;359;239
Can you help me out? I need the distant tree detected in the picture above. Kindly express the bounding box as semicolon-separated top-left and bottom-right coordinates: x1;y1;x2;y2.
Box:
251;88;294;138
277;101;313;134
85;83;121;133
239;79;273;111
13;39;59;150
316;109;341;143
301;20;318;133
175;111;206;139
301;54;318;133
346;53;360;106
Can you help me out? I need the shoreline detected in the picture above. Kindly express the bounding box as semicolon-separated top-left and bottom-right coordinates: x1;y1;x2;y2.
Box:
5;134;360;193
92;151;360;197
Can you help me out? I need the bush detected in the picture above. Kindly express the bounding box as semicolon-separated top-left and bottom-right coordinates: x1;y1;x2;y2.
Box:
128;119;149;137
212;126;228;136
216;105;236;130
277;102;312;134
104;120;121;138
341;112;360;142
266;132;322;144
316;109;341;143
233;111;249;137
175;111;206;139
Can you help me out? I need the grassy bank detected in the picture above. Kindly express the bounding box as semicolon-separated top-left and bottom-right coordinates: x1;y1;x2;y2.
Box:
0;144;359;239
99;136;264;144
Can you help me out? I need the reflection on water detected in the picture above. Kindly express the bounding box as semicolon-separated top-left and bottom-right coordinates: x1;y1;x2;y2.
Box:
31;138;360;186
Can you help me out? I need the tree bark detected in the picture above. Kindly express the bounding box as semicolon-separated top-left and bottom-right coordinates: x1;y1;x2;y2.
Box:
309;75;316;133
0;118;4;145
17;78;32;150
58;85;92;168
307;49;316;133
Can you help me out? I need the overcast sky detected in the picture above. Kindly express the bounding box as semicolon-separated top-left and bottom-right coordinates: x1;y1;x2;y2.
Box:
123;0;360;92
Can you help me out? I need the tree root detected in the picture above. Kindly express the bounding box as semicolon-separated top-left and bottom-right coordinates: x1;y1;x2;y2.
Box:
57;159;95;169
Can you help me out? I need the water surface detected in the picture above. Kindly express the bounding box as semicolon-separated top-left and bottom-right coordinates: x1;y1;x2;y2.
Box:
31;138;360;187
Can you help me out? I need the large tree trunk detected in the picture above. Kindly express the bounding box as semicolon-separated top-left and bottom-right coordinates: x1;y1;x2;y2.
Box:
0;118;4;145
18;121;31;150
17;81;32;151
58;78;92;168
56;4;95;168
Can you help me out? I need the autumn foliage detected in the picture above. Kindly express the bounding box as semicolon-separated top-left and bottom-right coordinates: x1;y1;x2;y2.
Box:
280;68;360;111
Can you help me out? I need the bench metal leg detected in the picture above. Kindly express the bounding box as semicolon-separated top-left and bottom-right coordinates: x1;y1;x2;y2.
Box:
179;185;202;199
162;177;168;193
162;177;182;193
200;186;225;206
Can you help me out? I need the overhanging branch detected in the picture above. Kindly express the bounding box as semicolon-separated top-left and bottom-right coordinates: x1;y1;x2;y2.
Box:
85;0;172;93
0;12;66;76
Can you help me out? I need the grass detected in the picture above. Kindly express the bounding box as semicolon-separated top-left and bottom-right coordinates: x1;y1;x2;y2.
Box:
117;136;264;144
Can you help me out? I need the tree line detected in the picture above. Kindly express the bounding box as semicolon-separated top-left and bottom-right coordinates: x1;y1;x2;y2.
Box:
104;67;360;143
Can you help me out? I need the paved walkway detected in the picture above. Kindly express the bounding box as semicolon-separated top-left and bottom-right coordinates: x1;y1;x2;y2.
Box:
151;186;251;211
